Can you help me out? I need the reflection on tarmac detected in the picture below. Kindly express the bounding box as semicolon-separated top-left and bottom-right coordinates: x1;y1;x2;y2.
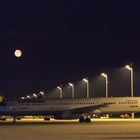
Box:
1;119;140;140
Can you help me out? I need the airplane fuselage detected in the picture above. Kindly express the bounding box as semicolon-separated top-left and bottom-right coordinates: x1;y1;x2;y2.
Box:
0;97;140;119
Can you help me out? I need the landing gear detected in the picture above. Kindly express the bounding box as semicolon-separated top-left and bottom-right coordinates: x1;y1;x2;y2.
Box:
44;117;50;121
85;117;91;123
79;117;91;123
13;116;16;124
79;117;85;123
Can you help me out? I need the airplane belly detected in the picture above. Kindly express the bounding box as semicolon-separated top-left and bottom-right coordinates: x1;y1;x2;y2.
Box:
99;105;140;113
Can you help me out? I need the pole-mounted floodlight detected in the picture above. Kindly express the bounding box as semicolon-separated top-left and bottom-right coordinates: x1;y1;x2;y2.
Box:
33;94;37;98
57;86;61;90
101;73;108;98
101;73;107;78
125;65;133;97
40;91;45;96
125;65;132;71
21;97;25;100
83;78;89;98
68;83;73;87
57;86;62;99
69;83;74;98
26;95;30;99
83;78;88;83
125;64;134;118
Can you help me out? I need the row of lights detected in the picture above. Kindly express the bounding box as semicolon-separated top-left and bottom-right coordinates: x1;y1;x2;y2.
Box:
21;91;45;100
20;64;133;100
56;64;133;99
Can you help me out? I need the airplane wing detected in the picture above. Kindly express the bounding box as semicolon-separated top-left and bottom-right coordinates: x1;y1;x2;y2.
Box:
62;103;114;118
72;103;112;114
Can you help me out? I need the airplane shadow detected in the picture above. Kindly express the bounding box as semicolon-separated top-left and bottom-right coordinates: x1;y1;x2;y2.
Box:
0;121;82;126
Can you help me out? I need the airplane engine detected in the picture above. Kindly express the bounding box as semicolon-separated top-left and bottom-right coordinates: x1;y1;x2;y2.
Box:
54;111;77;120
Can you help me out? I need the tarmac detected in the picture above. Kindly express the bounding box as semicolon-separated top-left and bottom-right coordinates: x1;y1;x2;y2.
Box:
0;118;140;140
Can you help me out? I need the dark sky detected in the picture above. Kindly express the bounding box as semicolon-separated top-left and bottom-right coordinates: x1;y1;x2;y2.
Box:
1;1;140;99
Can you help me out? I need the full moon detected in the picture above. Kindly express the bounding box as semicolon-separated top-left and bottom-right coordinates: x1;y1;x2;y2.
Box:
14;49;22;57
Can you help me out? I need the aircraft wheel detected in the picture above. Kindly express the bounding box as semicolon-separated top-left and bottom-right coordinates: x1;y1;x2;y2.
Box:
44;117;50;121
79;117;85;123
85;117;91;123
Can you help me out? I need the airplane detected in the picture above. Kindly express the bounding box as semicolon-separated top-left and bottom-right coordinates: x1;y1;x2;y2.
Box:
0;96;140;123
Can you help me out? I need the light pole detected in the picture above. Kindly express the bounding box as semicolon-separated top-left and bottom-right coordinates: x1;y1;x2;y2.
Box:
101;73;108;98
125;64;134;118
83;78;89;98
57;86;62;99
125;65;134;97
69;83;74;98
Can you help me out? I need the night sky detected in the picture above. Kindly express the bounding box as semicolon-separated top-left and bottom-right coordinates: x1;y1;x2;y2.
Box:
1;1;140;99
